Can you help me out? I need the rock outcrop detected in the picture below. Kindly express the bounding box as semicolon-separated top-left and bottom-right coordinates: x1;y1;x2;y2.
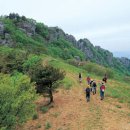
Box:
0;22;13;45
48;27;66;42
17;21;36;36
0;22;4;35
119;57;130;70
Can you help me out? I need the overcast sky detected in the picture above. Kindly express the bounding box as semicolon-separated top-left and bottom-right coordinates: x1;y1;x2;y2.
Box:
0;0;130;57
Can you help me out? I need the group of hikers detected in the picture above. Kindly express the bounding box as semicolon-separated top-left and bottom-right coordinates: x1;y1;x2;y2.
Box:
79;73;107;102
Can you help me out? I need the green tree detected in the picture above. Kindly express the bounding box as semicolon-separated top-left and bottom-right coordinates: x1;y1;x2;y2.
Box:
26;61;65;104
0;73;37;129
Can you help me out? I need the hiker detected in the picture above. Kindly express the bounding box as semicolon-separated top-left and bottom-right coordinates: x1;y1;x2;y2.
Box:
85;85;91;102
90;79;94;92
92;80;97;95
100;82;106;100
86;75;91;85
102;74;107;83
79;73;82;83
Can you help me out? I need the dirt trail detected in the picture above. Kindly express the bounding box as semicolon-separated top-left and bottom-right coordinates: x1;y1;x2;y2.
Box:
19;80;130;130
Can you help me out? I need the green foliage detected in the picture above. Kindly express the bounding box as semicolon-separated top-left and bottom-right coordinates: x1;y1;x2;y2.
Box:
35;23;49;38
13;29;46;54
115;105;122;108
49;58;84;75
40;106;48;113
0;46;12;54
48;39;85;60
0;73;37;129
45;122;51;130
2;18;16;34
29;63;65;87
0;46;27;73
28;61;65;103
33;34;45;43
123;76;130;83
22;55;42;74
83;61;114;78
35;124;41;129
61;77;73;90
32;113;38;120
106;81;130;103
51;112;60;118
8;13;20;20
67;59;80;66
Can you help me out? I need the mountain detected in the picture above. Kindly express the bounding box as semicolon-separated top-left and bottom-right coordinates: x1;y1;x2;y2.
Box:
0;13;130;74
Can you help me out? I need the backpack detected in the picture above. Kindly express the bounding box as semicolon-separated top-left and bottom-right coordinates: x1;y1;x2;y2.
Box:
86;88;90;94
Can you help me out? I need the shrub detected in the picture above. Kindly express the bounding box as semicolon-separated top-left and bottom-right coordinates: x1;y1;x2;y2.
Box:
32;113;38;120
35;23;49;38
0;73;37;129
0;46;27;73
40;106;48;113
45;122;51;129
22;54;42;74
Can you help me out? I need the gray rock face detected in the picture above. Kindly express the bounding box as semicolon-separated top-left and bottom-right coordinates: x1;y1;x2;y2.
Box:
0;22;4;35
0;33;13;45
17;21;36;36
95;46;114;65
65;34;77;45
48;27;77;45
119;57;130;68
77;39;94;59
0;21;13;45
48;27;66;42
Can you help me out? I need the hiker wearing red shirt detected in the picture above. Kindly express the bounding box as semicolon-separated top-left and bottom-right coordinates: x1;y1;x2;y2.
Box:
100;82;106;100
86;76;91;85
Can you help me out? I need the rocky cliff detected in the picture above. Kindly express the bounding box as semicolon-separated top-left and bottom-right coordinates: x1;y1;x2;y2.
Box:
46;26;130;70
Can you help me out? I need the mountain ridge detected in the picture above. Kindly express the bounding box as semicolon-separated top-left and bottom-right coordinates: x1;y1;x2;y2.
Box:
0;13;130;74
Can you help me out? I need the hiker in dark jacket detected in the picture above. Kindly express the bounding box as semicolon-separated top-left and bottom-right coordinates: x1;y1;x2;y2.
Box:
85;85;91;102
102;74;107;83
100;82;106;100
92;80;97;95
79;73;82;83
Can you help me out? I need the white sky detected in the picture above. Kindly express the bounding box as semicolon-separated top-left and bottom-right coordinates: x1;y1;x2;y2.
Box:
0;0;130;55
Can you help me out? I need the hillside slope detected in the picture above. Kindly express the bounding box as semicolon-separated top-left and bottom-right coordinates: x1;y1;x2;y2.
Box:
18;57;130;130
